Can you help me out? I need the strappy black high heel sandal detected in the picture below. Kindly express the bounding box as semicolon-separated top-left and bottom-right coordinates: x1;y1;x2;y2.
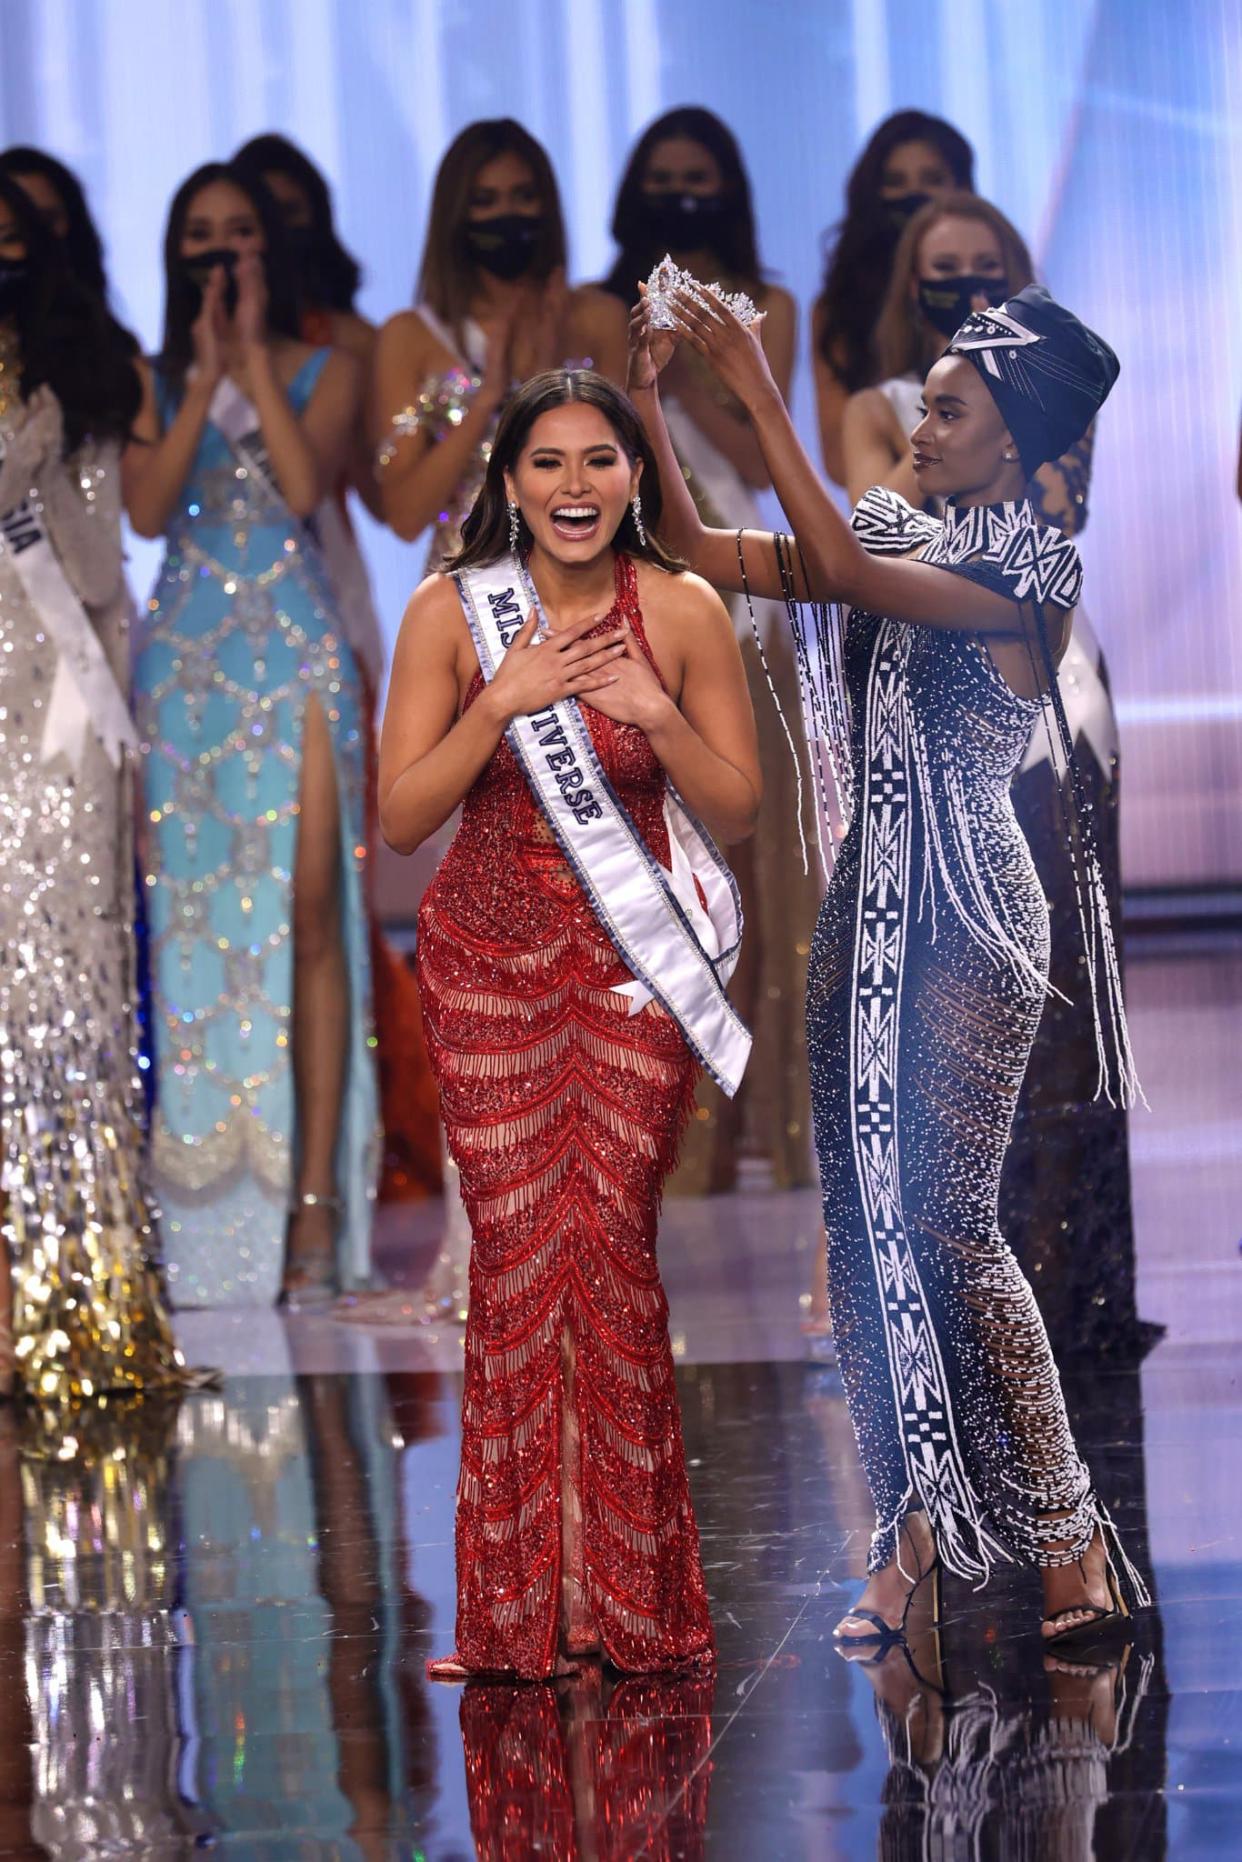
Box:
834;1551;942;1652
1043;1551;1133;1654
1041;1507;1149;1654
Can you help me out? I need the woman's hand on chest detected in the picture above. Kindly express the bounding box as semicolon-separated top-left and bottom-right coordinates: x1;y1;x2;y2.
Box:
577;618;676;733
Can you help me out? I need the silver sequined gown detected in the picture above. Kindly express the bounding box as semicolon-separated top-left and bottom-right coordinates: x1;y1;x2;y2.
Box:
0;395;186;1398
811;487;1109;1582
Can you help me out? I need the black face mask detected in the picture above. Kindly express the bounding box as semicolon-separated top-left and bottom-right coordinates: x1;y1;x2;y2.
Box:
181;246;241;317
882;190;933;232
462;214;545;282
641;192;735;254
918;274;1009;338
0;255;30;315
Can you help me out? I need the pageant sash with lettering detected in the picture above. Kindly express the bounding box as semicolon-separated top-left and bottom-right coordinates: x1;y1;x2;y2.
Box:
455;553;751;1096
206;376;386;682
208;375;283;501
0;439;136;772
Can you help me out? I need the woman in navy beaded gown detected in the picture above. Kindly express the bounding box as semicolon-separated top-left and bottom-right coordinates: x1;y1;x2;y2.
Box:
630;277;1147;1652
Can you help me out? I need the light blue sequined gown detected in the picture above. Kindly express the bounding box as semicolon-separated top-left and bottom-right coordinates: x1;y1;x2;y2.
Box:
134;352;378;1306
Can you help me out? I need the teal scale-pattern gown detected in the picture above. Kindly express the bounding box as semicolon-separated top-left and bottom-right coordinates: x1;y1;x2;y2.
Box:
134;352;378;1306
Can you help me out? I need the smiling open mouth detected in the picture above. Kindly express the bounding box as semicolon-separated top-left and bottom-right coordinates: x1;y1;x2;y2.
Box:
551;504;602;540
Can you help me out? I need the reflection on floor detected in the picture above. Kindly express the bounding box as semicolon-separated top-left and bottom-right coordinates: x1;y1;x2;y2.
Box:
2;940;1238;1856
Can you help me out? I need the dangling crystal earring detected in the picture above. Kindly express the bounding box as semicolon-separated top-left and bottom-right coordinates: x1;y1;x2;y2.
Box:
507;500;521;552
631;492;646;548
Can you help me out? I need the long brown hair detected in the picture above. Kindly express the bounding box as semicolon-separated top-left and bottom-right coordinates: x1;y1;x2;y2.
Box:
0;172;139;452
602;106;764;302
874;192;1034;382
815;111;975;389
447;370;684;574
416;119;567;334
156;163;301;389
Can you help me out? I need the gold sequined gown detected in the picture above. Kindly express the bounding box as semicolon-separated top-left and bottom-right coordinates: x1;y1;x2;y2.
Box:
0;390;187;1398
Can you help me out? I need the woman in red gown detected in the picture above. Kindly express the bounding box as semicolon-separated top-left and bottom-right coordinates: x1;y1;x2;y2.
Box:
379;370;760;1680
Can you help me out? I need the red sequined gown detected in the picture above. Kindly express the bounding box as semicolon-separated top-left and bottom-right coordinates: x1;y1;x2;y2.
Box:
416;554;715;1680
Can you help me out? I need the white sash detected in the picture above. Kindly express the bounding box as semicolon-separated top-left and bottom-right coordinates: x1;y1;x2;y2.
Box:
207;375;282;497
0;444;135;773
207;376;385;687
456;554;751;1097
313;494;385;692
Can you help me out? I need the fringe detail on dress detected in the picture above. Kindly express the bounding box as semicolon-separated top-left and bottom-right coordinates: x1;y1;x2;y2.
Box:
1097;1497;1153;1610
785;574;855;886
735;529;811;876
1026;607;1146;1110
904;694;1061;1003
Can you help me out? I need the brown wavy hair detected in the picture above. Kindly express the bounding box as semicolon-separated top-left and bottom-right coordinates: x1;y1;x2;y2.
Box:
416;119;567;335
447;369;684;574
874;192;1035;382
602;105;764;302
815;111;975;390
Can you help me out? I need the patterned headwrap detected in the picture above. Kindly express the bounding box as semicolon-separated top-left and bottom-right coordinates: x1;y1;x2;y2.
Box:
947;284;1120;480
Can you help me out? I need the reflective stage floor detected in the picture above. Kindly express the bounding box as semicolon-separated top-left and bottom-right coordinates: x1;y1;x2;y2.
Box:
7;940;1242;1857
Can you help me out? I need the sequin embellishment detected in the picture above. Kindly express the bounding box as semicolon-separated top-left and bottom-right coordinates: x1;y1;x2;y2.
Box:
417;556;715;1678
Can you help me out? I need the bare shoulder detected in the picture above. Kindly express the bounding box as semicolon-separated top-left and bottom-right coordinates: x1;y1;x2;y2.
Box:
634;560;732;635
397;569;478;693
273;335;317;375
377;306;454;372
757;281;796;325
330;309;377;364
569;281;625;319
401;569;465;637
844;385;894;431
320;343;363;388
567;282;627;339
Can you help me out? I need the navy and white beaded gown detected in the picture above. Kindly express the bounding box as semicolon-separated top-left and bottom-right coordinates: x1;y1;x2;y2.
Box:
809;485;1112;1582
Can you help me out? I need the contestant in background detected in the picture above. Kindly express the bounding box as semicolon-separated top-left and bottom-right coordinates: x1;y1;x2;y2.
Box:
125;163;378;1309
600;107;815;1195
630;279;1148;1649
1;147;157;1120
0;177;189;1398
234;133;441;1211
379;370;758;1678
233;134;383;678
372;117;628;565
369;120;627;1321
812;111;973;487
0;144;132;329
844;193;1142;1357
